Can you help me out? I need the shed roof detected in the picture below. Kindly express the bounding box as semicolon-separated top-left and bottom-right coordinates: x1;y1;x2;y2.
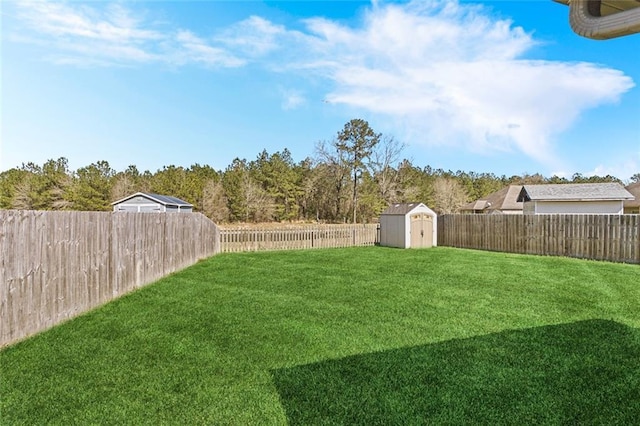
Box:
111;192;193;207
517;183;633;202
381;202;427;215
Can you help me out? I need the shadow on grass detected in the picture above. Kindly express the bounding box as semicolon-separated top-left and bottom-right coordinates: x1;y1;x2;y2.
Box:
271;320;640;425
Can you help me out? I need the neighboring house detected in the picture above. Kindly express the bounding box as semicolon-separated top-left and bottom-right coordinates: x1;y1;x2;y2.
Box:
517;183;634;215
460;185;523;214
111;192;193;213
624;183;640;214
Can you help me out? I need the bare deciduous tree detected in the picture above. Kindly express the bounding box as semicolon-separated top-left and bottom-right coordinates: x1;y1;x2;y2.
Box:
242;173;274;222
12;178;37;210
370;135;405;204
314;140;351;222
432;177;469;214
202;179;230;223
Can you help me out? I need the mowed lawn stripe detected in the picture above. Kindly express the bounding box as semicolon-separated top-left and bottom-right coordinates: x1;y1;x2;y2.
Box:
1;247;639;424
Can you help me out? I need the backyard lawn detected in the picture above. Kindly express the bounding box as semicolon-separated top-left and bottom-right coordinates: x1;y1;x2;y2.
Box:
1;247;640;424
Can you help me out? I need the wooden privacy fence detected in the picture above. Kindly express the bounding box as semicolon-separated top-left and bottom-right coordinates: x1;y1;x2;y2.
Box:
0;210;220;347
220;224;379;252
438;214;640;264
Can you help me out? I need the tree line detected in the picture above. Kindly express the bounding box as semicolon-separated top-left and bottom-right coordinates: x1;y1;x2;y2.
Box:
1;119;635;223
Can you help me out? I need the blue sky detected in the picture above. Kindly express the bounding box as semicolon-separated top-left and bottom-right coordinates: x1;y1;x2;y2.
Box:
2;0;639;181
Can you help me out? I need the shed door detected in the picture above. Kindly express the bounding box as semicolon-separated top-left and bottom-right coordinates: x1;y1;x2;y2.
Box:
410;214;433;248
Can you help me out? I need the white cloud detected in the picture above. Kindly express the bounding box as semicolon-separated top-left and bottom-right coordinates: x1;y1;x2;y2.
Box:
174;30;245;68
217;16;287;57
585;158;640;182
554;152;640;182
283;0;634;169
13;2;163;65
9;0;635;169
11;1;244;68
280;89;307;110
18;2;162;42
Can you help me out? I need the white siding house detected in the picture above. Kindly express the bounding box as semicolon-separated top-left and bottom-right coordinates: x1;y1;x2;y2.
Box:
112;192;193;213
379;203;437;249
517;183;633;215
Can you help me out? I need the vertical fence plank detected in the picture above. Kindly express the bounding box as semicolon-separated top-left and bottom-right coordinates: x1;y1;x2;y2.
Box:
1;211;220;348
218;224;379;253
437;214;639;265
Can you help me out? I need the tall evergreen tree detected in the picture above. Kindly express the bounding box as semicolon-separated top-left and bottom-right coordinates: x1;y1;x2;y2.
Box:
250;149;303;221
69;161;115;211
41;158;73;209
0;168;29;209
335;119;381;223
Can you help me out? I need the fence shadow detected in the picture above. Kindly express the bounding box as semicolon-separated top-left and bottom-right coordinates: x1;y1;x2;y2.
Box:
271;319;640;425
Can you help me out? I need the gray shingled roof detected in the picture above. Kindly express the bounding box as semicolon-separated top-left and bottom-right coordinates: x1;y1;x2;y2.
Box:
145;193;193;207
624;183;640;208
460;185;523;213
517;183;633;202
381;203;425;215
112;192;193;207
495;185;524;211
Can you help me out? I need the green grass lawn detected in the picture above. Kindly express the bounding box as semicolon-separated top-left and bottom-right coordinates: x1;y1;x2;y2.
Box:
1;247;639;424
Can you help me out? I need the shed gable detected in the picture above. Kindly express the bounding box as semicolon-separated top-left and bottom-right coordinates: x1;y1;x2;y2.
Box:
111;192;193;213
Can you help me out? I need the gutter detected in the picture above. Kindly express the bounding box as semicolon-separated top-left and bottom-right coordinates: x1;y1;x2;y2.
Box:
558;0;640;39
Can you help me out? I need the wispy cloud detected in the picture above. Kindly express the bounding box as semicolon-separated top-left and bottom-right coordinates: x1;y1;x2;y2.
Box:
280;88;307;110
174;30;245;68
217;16;287;58
586;158;640;182
13;2;163;65
8;0;635;168
10;1;246;67
280;0;634;168
18;2;161;42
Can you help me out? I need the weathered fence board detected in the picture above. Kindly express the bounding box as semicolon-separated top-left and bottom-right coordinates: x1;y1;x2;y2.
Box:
0;211;220;348
438;214;640;264
219;224;379;253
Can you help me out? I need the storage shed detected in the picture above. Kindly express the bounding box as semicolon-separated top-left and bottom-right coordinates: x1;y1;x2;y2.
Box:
379;203;437;248
111;192;193;213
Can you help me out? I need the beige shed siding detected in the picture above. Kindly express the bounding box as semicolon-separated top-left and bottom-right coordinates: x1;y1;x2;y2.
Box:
533;200;623;214
379;214;407;248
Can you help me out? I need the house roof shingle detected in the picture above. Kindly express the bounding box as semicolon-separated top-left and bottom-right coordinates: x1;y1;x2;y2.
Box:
517;183;634;202
460;185;523;213
111;192;193;207
624;183;640;208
